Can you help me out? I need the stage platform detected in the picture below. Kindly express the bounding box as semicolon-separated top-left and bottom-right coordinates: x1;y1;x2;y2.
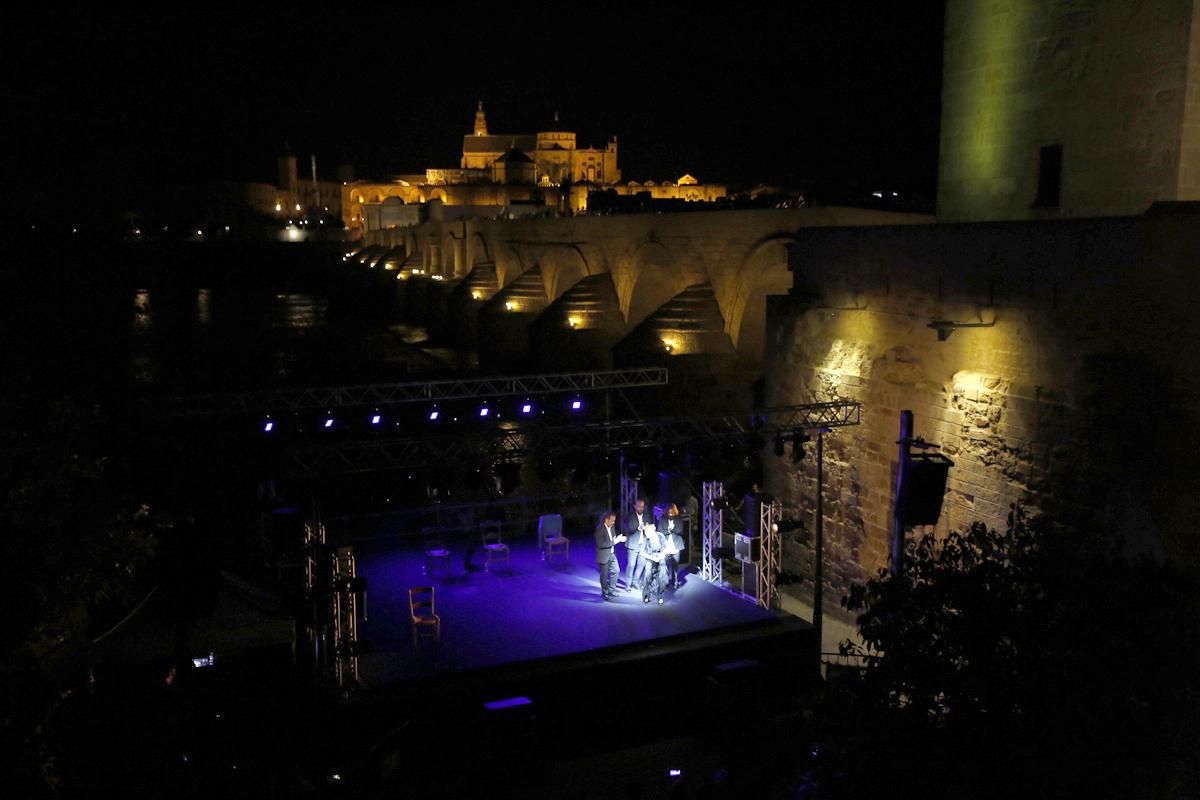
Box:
328;535;820;796
354;536;783;685
350;534;792;686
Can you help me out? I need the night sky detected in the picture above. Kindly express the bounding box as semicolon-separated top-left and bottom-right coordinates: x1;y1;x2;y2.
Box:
9;3;944;219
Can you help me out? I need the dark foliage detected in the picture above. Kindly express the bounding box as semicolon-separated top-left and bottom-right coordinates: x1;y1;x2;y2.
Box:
811;508;1200;799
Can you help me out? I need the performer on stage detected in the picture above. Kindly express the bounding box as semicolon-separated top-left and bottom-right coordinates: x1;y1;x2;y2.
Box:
640;521;669;605
623;497;650;592
659;503;685;589
593;511;626;601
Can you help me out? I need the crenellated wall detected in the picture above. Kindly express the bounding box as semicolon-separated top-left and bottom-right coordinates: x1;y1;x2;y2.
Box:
765;204;1200;613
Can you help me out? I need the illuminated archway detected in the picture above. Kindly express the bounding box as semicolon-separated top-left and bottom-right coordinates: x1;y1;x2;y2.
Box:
545;244;592;299
727;234;797;359
625;241;688;327
470;231;492;267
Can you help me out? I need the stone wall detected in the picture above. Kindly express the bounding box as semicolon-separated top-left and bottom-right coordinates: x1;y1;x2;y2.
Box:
1181;6;1200;197
938;0;1199;221
765;205;1200;616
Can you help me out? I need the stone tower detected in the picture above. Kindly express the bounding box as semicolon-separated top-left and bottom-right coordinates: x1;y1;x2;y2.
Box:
474;101;488;137
937;0;1200;221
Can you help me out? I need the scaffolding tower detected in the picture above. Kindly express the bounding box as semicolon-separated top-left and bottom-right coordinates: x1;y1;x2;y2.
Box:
701;481;724;585
757;498;782;611
330;546;367;688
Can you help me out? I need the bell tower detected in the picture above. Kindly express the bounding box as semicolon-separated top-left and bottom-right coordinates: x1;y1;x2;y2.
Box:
473;101;488;137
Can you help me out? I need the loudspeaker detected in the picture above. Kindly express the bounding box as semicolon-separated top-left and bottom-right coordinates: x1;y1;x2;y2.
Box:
899;453;953;526
734;533;761;563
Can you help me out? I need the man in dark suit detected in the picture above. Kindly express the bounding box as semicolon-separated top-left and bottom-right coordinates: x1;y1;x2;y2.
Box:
622;497;650;592
594;511;625;600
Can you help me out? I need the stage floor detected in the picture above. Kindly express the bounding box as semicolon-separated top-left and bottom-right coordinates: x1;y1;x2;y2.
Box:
354;537;777;684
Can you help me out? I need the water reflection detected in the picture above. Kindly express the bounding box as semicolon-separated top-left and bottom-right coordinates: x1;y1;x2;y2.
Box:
390;323;431;345
274;293;327;329
131;354;156;384
274;350;299;379
196;288;212;325
133;290;152;332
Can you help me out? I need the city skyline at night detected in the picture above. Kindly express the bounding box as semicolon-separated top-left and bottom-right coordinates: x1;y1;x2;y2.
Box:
8;4;945;220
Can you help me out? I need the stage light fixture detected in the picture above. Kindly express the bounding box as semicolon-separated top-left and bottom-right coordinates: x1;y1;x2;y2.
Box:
791;432;811;463
570;397;583;411
371;414;382;425
521;401;534;415
324;418;335;429
479;405;491;417
428;408;440;421
263;420;274;433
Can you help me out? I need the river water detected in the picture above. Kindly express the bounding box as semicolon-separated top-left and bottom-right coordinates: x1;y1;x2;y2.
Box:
2;239;465;401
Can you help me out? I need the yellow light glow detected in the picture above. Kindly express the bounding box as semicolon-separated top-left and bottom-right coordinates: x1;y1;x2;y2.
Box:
505;301;518;311
661;337;678;353
567;316;581;329
295;204;302;211
471;290;483;300
275;203;282;212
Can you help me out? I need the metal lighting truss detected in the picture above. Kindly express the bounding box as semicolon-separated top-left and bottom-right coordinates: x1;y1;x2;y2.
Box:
701;481;724;585
303;521;326;595
177;367;669;415
619;454;640;524
331;546;366;688
285;400;861;476
757;499;783;611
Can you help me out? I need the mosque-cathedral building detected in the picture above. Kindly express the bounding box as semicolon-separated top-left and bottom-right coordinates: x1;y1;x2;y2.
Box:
341;103;726;232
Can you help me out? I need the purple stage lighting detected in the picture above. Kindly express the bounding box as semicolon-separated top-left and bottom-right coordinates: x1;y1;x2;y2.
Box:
429;408;439;420
324;418;334;429
571;398;583;411
483;696;532;711
263;421;274;432
521;403;533;414
669;769;682;778
371;414;381;425
479;406;490;417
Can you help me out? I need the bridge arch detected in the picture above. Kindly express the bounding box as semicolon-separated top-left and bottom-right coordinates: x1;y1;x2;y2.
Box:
469;231;492;267
625;240;689;328
545;244;593;300
442;231;467;277
727;233;798;359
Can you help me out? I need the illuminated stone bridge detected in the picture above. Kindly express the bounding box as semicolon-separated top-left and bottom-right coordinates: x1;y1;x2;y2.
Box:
347;207;929;401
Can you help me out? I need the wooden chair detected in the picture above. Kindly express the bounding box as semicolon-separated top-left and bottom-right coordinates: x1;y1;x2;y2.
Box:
538;513;569;561
421;527;451;576
480;520;509;572
408;586;440;647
